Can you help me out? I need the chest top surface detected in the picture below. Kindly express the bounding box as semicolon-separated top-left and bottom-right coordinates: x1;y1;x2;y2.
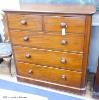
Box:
3;4;96;14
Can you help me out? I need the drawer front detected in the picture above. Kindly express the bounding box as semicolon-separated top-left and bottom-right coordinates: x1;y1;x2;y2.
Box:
10;31;84;52
16;62;82;87
44;15;86;33
7;13;42;31
13;46;82;71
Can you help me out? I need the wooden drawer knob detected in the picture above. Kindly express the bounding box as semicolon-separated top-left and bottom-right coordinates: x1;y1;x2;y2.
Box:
61;40;68;45
60;22;67;28
61;57;67;64
28;69;33;74
23;36;29;41
25;53;31;58
20;20;27;25
61;75;67;80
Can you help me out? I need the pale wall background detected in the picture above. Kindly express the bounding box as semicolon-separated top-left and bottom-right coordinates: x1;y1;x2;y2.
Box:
0;0;20;40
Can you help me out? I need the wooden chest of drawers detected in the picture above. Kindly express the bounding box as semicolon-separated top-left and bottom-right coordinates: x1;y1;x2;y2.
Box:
3;4;95;94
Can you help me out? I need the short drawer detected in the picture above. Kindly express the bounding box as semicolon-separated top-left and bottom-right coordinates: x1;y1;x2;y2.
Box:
44;15;86;33
10;30;84;52
16;62;82;88
7;13;42;31
13;46;83;71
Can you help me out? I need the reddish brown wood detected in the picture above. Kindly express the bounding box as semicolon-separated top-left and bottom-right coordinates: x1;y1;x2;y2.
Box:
7;13;42;31
4;4;96;14
17;77;83;94
16;62;82;88
3;5;95;94
81;15;92;89
13;46;83;71
10;30;84;52
44;15;86;33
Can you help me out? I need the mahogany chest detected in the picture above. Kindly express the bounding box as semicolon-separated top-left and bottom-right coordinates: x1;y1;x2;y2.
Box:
4;4;95;94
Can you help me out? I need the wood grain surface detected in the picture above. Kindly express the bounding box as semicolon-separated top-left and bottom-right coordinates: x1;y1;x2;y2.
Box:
13;46;83;71
10;30;84;52
16;61;82;88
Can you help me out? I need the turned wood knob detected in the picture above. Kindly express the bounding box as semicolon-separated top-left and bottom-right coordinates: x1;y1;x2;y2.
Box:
20;20;27;25
25;53;31;58
23;36;29;41
60;22;67;28
61;40;68;45
61;75;67;80
28;69;33;74
60;57;67;64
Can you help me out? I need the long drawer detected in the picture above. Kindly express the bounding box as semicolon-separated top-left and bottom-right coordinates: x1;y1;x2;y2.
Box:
13;46;83;71
16;62;82;88
10;30;84;52
7;13;42;31
44;15;86;33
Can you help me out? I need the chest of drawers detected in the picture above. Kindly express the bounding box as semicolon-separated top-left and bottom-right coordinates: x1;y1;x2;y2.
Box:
3;4;95;94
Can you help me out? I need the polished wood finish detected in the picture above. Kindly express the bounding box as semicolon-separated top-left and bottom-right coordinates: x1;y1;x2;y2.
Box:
5;4;95;14
44;15;86;33
17;76;82;94
10;30;84;52
16;62;82;87
81;15;92;88
7;13;42;31
13;46;83;71
4;5;95;94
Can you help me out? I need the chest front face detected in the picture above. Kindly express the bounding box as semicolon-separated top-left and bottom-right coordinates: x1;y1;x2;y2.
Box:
4;9;92;94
